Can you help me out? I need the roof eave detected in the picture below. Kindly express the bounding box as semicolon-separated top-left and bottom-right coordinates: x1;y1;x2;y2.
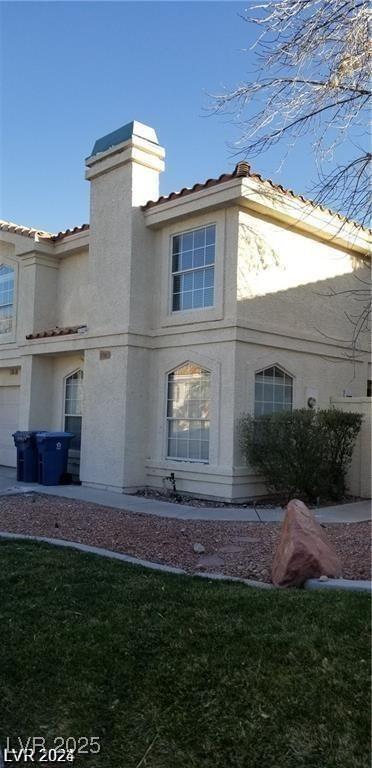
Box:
144;175;370;255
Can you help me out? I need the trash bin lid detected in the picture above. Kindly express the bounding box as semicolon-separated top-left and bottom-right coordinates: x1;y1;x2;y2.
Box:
36;431;74;441
42;431;74;437
12;430;38;442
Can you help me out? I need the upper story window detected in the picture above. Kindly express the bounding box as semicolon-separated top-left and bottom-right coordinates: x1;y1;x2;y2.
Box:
255;365;293;416
172;225;215;311
167;363;211;462
64;370;84;451
0;264;14;335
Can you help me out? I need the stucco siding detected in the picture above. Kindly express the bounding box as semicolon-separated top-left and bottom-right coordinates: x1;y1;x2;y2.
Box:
57;250;89;328
237;208;369;347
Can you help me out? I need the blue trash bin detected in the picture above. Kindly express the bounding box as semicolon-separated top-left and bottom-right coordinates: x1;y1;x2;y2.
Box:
36;432;74;486
12;431;39;482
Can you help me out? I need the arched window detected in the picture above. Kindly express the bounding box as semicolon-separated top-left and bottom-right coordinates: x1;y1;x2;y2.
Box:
167;363;210;462
254;365;293;416
0;264;14;335
64;370;84;450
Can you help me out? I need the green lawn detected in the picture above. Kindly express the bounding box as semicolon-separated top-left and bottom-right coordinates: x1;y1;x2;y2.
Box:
0;541;370;768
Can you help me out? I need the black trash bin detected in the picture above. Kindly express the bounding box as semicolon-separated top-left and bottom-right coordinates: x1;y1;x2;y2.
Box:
36;432;74;486
12;431;39;482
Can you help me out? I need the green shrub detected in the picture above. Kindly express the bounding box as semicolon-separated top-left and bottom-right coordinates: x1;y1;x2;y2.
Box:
239;408;363;502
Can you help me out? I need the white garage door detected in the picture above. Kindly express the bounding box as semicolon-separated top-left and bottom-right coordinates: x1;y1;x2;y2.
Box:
0;386;20;467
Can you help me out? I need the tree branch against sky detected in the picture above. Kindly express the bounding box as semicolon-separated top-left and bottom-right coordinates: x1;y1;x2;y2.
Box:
212;0;371;227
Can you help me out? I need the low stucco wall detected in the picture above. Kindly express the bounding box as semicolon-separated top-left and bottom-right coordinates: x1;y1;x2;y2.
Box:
331;397;371;499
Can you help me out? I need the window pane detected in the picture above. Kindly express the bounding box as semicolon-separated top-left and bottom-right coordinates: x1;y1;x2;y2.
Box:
193;248;205;268
264;368;275;380
177;440;188;459
168;438;177;458
206;226;215;245
181;251;193;271
204;267;214;287
255;382;263;401
167;366;210;462
273;367;284;379
183;273;193;291
0;264;14;334
64;416;82;450
205;245;215;265
171;227;215;313
204;287;214;307
172;235;181;254
182;292;193;310
189;440;201;460
201;441;209;461
193;289;203;308
255;367;293;416
284;386;293;404
194;228;205;249
263;383;274;401
193;270;204;290
172;253;180;272
182;232;193;251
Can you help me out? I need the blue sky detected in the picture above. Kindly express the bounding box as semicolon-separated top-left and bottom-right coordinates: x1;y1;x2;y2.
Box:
1;1;320;232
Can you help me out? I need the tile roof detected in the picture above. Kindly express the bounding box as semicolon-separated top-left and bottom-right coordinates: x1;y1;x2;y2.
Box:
26;325;87;340
1;162;368;240
0;220;89;242
142;161;368;231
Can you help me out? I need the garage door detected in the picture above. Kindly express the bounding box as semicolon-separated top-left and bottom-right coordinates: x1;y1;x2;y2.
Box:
0;386;19;466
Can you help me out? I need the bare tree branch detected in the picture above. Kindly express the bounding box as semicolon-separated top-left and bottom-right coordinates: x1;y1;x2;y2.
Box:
210;0;371;359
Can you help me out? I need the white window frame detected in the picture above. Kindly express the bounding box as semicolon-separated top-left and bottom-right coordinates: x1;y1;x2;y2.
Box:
63;369;84;451
170;224;216;313
254;365;293;416
0;262;15;341
166;363;211;463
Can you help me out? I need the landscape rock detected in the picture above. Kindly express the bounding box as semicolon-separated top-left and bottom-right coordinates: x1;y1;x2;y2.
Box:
193;543;205;554
272;499;342;587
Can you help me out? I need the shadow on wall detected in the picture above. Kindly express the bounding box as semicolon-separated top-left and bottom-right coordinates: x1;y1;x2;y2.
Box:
237;219;369;349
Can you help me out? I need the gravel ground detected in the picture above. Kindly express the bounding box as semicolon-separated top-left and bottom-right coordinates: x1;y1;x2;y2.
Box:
133;488;362;509
0;493;370;583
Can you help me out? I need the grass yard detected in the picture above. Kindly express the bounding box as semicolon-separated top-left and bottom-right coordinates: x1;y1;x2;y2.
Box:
0;541;370;768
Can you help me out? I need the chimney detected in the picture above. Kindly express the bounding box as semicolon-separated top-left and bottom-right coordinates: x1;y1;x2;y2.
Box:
85;121;165;333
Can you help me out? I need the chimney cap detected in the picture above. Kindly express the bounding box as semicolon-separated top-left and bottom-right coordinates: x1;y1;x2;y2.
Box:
91;121;159;156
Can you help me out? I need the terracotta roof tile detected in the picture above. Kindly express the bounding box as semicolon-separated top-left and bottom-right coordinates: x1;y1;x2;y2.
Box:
2;160;368;241
26;325;87;340
142;162;368;232
0;220;89;242
51;224;90;242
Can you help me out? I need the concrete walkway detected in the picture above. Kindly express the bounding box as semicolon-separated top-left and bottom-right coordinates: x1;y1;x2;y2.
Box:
0;466;370;523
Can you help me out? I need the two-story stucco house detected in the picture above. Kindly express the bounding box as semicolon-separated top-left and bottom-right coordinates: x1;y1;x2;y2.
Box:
0;121;370;500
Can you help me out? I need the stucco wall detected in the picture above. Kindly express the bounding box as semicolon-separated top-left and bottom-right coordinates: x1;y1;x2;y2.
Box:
57;250;89;328
331;397;371;499
237;208;370;346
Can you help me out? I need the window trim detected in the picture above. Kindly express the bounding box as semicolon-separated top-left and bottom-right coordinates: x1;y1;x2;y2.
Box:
158;212;225;328
0;260;17;343
170;224;216;314
254;364;294;417
165;362;211;464
63;368;84;451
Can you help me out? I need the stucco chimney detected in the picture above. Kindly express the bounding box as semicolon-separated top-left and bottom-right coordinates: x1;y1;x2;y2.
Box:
84;121;165;334
85;120;165;205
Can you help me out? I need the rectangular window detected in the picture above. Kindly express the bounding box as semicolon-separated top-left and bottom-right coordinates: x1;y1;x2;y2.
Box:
167;364;210;462
0;265;14;335
171;225;215;311
64;370;84;450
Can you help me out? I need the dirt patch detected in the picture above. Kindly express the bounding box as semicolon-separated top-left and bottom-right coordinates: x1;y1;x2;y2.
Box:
0;493;370;582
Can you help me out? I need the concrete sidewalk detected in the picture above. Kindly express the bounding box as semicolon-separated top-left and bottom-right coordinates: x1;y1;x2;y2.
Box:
0;466;370;523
